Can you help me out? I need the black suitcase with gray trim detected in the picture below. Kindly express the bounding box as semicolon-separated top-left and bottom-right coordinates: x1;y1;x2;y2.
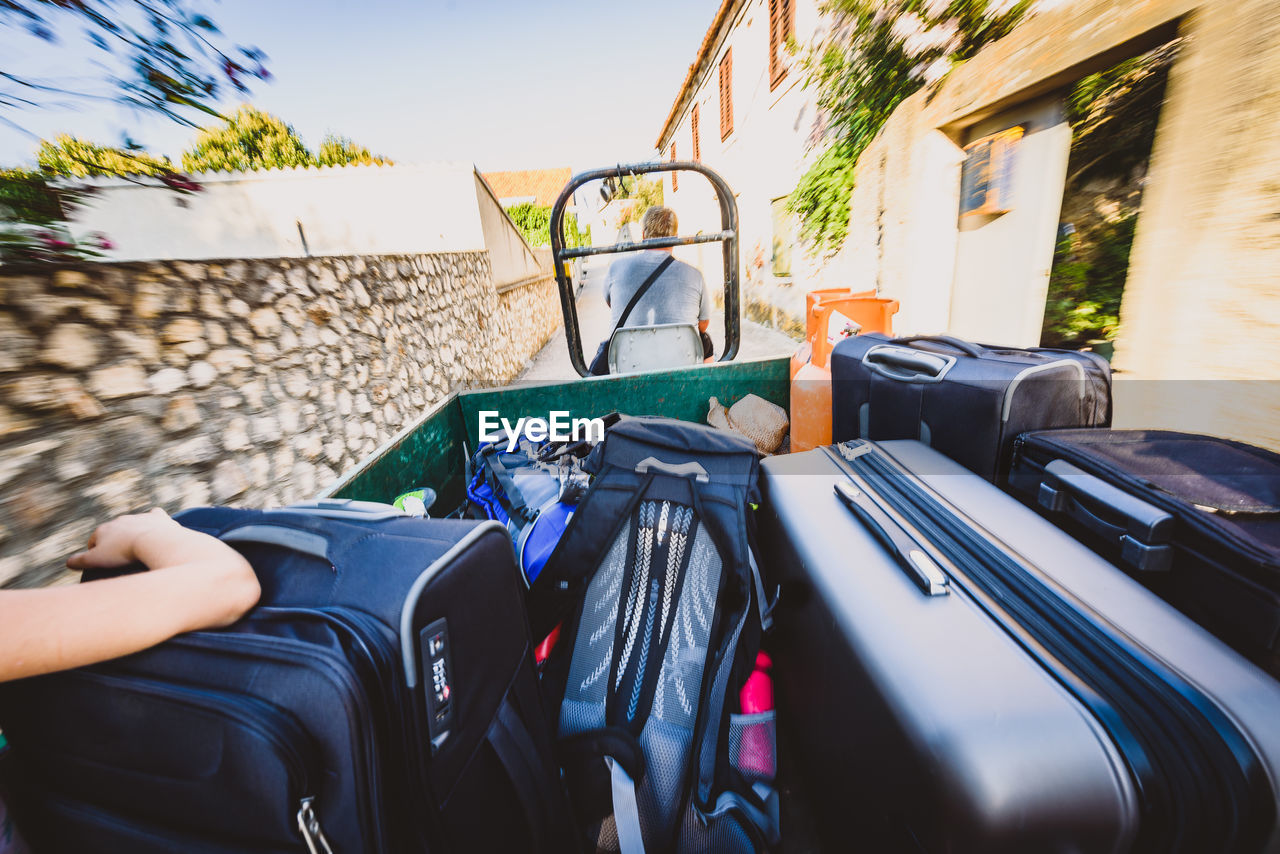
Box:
0;502;573;853
830;334;1111;482
757;440;1280;853
1010;428;1280;677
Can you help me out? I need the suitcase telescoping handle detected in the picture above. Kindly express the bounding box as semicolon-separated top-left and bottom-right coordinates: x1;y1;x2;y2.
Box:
834;480;948;596
1038;460;1175;573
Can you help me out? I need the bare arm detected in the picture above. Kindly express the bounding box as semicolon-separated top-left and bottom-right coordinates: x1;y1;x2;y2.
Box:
0;509;259;683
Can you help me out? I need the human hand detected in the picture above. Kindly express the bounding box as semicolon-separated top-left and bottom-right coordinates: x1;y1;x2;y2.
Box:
67;508;181;571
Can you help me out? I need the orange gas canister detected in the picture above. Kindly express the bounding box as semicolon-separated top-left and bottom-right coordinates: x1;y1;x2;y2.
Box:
789;289;877;379
790;290;899;453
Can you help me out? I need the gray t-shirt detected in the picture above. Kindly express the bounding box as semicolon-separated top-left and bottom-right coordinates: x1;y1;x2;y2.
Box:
604;251;712;329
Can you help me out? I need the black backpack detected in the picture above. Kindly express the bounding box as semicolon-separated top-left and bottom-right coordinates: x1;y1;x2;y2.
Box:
529;417;780;852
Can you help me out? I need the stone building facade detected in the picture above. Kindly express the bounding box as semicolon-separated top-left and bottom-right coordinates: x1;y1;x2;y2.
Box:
0;252;560;588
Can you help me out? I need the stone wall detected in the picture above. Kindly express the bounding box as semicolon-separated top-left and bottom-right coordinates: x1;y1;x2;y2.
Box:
0;252;560;588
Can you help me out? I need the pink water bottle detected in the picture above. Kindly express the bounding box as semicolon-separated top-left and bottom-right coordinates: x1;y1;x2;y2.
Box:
740;651;774;714
736;651;776;780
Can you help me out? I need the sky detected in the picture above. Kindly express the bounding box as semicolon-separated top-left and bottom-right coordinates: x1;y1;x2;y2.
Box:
0;0;720;172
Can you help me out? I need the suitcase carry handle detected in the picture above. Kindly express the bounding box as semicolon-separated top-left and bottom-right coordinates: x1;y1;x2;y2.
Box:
221;501;411;562
635;456;711;483
862;345;957;383
1040;460;1175;573
272;499;406;521
833;479;948;596
892;335;984;358
221;525;331;561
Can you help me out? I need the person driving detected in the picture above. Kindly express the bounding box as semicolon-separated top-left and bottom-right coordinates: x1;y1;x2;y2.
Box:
604;206;713;355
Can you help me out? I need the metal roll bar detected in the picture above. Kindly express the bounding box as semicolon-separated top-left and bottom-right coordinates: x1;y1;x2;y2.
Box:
548;162;741;377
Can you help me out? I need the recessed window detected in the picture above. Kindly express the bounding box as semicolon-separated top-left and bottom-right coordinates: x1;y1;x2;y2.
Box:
769;0;795;91
771;196;793;277
959;126;1023;217
719;49;734;140
692;103;701;161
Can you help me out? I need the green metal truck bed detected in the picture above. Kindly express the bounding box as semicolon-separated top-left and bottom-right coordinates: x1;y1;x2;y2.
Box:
327;357;790;513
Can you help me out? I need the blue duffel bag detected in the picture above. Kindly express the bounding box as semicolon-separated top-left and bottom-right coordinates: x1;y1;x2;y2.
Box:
467;430;599;585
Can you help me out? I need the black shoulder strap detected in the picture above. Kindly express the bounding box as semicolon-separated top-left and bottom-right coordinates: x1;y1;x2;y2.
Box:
611;255;675;337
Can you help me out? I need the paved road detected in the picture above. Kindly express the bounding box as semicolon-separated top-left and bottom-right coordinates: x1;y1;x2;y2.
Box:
518;257;799;383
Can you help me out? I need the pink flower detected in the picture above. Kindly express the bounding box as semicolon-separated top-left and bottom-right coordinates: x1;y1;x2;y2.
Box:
93;233;115;250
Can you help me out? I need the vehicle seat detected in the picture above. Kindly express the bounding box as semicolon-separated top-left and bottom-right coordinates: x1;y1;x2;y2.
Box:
607;323;703;375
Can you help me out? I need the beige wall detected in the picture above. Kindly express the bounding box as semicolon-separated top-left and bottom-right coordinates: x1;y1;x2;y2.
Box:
473;172;545;288
657;0;824;331
0;254;561;589
814;0;1279;448
68;163;490;261
1109;0;1280;449
949;97;1072;346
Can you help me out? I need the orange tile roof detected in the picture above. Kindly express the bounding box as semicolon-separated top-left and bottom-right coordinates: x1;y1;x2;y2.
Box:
655;0;739;152
481;168;573;208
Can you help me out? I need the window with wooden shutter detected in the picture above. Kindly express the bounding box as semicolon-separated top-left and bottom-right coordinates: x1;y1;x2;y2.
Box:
719;49;733;140
769;0;795;90
691;103;701;161
671;142;678;192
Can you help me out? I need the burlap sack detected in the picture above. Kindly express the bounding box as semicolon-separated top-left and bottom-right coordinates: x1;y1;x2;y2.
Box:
707;396;735;432
727;394;789;454
707;394;789;454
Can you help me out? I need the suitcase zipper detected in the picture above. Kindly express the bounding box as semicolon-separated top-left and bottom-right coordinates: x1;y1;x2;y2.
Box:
172;629;389;852
297;796;335;854
67;670;316;795
827;441;1275;854
36;670;323;850
252;606;442;849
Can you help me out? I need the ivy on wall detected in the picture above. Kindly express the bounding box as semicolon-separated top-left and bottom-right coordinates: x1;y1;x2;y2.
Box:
789;0;1035;252
1041;44;1176;349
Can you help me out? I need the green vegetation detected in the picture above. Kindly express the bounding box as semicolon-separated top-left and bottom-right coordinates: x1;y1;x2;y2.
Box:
182;106;311;172
0;167;64;226
1041;215;1136;348
182;107;390;172
1042;44;1175;349
505;204;591;249
790;0;1031;252
615;176;664;227
36;135;173;178
0;166;109;263
316;134;390;167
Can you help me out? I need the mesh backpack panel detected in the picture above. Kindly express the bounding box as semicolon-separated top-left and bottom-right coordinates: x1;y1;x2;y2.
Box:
532;418;779;852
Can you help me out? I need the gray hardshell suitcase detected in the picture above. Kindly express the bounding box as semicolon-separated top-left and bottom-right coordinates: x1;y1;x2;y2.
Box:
757;440;1280;853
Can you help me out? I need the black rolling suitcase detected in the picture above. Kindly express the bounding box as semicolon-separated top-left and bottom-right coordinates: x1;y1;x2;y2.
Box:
1010;429;1280;677
0;501;572;854
830;334;1111;481
757;440;1280;853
